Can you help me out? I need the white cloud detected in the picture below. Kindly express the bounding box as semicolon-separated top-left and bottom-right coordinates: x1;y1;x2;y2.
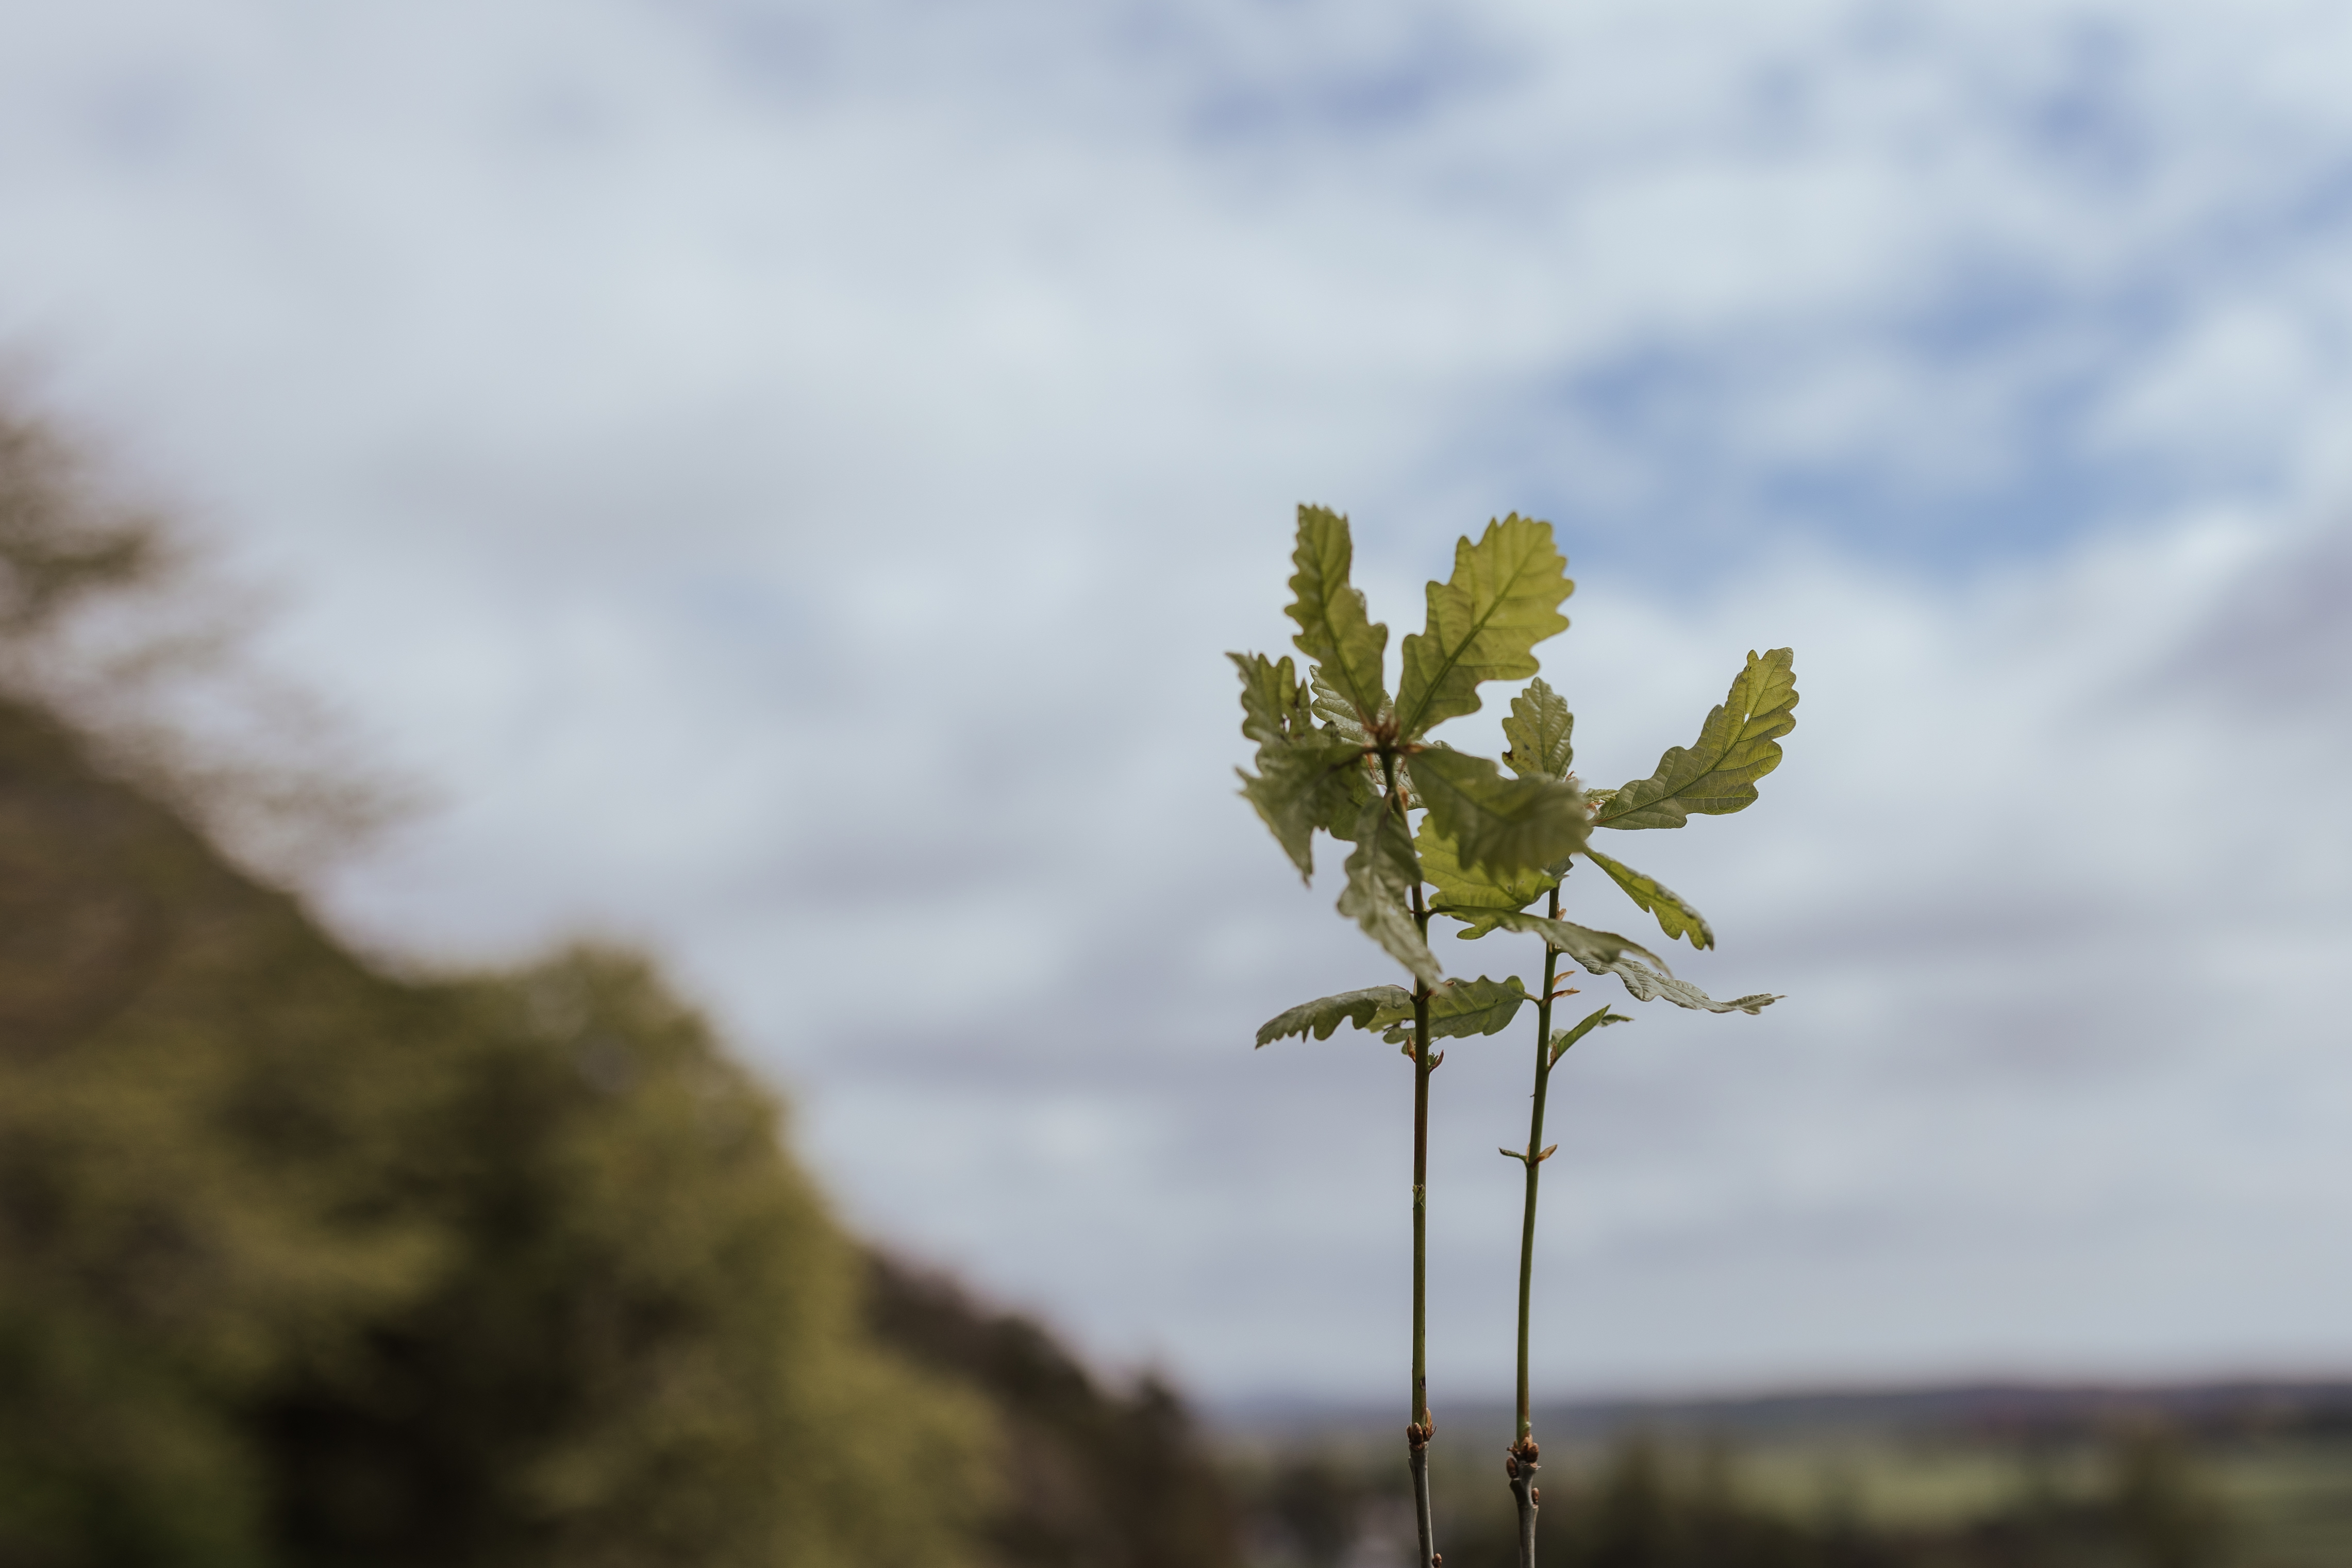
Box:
2;0;2350;1400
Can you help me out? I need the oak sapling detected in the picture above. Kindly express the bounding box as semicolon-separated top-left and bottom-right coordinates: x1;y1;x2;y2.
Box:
1236;505;1587;1568
1428;653;1796;1567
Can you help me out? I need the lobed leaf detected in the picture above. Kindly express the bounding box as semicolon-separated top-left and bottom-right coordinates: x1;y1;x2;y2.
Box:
1320;755;1383;843
1416;815;1554;938
1308;665;1372;743
1581;847;1715;950
1372;974;1533;1043
1231;652;1371;879
1255;985;1413;1047
1306;665;1387;837
1489;910;1772;1010
1595;648;1798;830
1335;796;1443;987
1395;515;1573;739
1411;746;1589;881
1236;735;1375;882
1600;960;1779;1015
1502;676;1575;780
1504;914;1778;1013
1231;650;1309;754
1476;909;1672;976
1285;506;1390;728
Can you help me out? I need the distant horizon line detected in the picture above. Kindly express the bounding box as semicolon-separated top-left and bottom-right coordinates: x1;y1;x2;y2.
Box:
1205;1369;2352;1434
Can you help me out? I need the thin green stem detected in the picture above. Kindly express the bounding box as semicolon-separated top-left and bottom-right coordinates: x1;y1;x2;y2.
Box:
1411;872;1431;1433
1410;875;1436;1568
1516;882;1561;1443
1506;883;1562;1568
1385;750;1438;1568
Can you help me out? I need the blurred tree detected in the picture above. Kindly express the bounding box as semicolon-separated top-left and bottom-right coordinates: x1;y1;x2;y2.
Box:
1581;1438;1675;1566
2108;1423;2226;1568
0;694;441;1567
257;948;1002;1568
0;401;393;878
865;1257;1241;1568
0;403;1022;1568
1259;1455;1362;1568
0;691;998;1567
0;410;158;641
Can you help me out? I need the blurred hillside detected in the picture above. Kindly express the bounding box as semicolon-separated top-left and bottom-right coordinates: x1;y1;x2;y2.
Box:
0;407;1242;1568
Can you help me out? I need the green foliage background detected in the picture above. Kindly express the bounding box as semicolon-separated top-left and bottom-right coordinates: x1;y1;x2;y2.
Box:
0;696;990;1568
0;407;1242;1568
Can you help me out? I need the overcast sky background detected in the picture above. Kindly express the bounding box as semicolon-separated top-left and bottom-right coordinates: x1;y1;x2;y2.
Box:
4;0;2350;1407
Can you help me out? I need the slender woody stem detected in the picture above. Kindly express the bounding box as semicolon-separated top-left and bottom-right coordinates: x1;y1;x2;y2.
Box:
1506;883;1565;1568
1516;883;1561;1443
1386;751;1440;1568
1411;875;1431;1434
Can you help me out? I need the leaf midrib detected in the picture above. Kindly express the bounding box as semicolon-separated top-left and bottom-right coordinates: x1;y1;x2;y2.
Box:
1593;694;1790;824
1398;545;1551;738
1304;592;1382;719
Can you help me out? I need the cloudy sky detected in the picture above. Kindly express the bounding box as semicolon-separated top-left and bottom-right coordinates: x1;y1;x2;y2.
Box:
5;0;2350;1407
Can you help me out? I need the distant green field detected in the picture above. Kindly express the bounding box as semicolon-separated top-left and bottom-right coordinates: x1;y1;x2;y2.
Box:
1219;1382;2352;1567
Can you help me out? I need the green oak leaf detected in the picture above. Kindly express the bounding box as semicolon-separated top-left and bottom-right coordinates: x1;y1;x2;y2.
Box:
1231;650;1310;754
1308;664;1377;742
1416;816;1554;938
1595;647;1798;830
1492;909;1774;1011
1286;506;1390;728
1231;650;1371;879
1336;796;1442;986
1394;515;1573;739
1319;752;1381;843
1477;909;1672;975
1581;847;1715;950
1305;665;1386;837
1255;986;1413;1047
1410;745;1588;881
1371;975;1532;1043
1237;734;1375;882
1502;676;1575;780
1547;1004;1631;1066
1598;960;1779;1015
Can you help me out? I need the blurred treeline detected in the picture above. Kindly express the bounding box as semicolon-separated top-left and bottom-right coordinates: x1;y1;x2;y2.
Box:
1228;1390;2352;1568
0;406;1240;1568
